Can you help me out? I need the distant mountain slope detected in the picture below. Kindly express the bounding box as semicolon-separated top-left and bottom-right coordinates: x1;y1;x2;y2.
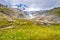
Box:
48;7;60;15
31;7;60;24
0;4;28;19
11;4;29;11
0;4;16;18
0;4;60;20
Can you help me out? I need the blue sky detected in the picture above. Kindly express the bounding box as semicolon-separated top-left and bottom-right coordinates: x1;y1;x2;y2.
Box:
0;0;60;10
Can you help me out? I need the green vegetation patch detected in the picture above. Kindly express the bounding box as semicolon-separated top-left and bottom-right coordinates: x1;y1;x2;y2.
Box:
0;19;60;40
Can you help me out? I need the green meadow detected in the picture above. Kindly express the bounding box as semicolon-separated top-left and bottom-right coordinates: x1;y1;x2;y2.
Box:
0;19;60;40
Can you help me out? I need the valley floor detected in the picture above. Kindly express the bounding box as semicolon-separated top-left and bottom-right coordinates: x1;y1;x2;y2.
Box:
0;19;60;40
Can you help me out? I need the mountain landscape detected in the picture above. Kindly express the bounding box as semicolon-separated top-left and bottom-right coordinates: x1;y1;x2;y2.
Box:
0;3;60;40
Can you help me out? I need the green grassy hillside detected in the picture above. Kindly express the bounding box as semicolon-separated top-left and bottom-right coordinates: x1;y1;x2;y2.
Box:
0;4;60;40
49;7;60;15
0;7;16;18
0;18;60;40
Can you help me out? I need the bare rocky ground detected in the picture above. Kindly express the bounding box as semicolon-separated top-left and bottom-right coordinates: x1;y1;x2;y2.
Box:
31;13;60;25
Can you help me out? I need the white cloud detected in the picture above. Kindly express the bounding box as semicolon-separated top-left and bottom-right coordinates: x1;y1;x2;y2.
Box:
0;0;60;10
24;8;40;11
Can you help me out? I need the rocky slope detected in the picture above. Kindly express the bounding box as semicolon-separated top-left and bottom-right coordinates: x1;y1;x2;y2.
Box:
30;8;60;25
0;4;60;24
0;4;29;19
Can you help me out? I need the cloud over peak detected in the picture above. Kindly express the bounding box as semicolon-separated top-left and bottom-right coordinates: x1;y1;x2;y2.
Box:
0;0;60;10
